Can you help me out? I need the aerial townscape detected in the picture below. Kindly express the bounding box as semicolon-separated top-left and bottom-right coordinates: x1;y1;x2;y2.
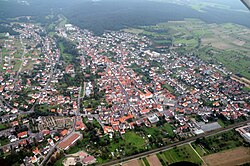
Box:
0;0;250;166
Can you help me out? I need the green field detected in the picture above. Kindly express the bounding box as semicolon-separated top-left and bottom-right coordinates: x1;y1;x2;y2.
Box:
109;131;146;153
157;144;203;165
162;123;175;137
124;131;146;148
58;42;73;65
0;137;10;146
142;157;150;166
217;119;225;128
0;124;7;130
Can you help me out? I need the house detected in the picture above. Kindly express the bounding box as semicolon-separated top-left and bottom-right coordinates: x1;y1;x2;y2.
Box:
17;131;28;139
33;147;40;155
9;135;18;143
2;146;11;153
82;156;96;164
42;129;50;136
148;114;159;124
19;139;27;146
12;121;19;127
31;156;38;163
47;138;54;146
35;133;44;142
54;136;60;142
103;126;114;134
60;129;68;136
76;121;86;131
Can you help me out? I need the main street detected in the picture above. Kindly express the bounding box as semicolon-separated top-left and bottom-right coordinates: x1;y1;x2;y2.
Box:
98;119;250;166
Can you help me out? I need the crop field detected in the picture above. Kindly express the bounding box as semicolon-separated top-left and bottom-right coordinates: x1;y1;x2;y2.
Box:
202;147;250;166
122;159;142;166
146;155;162;166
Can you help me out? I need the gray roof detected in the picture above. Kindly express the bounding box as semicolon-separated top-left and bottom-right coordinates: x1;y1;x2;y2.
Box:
200;122;221;132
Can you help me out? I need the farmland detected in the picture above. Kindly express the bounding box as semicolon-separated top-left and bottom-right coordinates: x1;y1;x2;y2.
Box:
202;147;250;166
146;155;162;166
156;144;203;165
123;19;250;80
122;159;143;166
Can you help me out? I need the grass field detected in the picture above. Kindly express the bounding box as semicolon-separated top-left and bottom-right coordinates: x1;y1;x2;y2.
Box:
157;144;203;165
108;131;146;154
217;119;225;128
59;42;73;65
162;123;175;137
0;124;7;130
0;137;10;146
124;131;145;148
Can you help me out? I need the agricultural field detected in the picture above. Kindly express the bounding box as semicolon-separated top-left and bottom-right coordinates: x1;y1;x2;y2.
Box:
146;155;162;166
123;19;250;80
122;159;143;166
156;144;203;165
202;147;250;166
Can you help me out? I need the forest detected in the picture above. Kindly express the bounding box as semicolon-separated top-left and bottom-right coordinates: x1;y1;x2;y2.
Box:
0;0;250;35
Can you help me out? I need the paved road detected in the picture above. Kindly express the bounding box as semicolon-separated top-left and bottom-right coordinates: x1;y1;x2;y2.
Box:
98;119;250;166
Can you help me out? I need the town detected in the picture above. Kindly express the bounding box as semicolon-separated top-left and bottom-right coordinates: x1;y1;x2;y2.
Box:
0;16;249;166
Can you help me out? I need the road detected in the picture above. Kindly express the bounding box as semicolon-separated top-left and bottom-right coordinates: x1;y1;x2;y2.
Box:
98;119;250;166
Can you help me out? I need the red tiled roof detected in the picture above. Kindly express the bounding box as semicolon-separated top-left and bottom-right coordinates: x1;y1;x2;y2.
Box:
61;129;68;136
17;131;28;138
58;133;80;150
